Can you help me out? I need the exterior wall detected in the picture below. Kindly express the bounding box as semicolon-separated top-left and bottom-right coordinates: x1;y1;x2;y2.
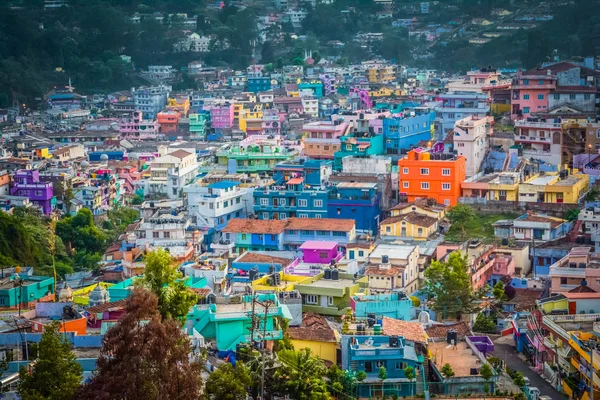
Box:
254;186;329;220
511;73;556;119
290;339;337;364
327;186;381;235
453;116;493;177
380;220;436;240
11;169;55;215
399;151;466;206
549;91;596;112
210;104;234;129
351;294;412;320
383;112;436;154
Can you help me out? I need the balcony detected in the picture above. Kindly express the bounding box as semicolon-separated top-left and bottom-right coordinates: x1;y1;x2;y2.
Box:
514;120;562;129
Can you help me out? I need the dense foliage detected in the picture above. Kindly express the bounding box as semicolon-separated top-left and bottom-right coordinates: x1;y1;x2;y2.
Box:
0;207;137;277
76;288;203;400
18;321;83;400
3;0;600;107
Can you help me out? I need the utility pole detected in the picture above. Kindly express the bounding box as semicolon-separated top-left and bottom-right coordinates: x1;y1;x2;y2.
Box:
249;294;274;400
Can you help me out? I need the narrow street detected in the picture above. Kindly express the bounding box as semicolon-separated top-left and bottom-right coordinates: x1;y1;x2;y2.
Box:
493;340;565;399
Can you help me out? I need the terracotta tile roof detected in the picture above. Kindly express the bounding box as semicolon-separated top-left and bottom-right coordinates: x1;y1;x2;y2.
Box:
222;218;288;234
237;252;295;267
390;199;446;212
505;289;543;312
382;318;428;344
425;321;471;339
286;218;355;232
191;288;212;296
287;313;338;342
86;299;128;314
364;265;402;276
381;212;438;228
568;285;597;293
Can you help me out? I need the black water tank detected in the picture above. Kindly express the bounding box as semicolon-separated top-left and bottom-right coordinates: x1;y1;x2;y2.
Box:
331;269;339;280
382;255;389;264
249;268;258;281
324;268;332;279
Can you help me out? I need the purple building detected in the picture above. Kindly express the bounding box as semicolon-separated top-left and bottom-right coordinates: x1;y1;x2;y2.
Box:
210;104;234;129
299;241;342;264
11;170;55;215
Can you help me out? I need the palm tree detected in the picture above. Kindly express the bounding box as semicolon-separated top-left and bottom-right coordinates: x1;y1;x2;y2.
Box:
275;348;329;400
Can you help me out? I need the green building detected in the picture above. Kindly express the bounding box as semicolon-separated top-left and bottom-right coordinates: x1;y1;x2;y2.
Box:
189;113;207;140
216;144;296;174
0;274;54;308
294;272;362;316
107;276;207;302
186;293;292;351
333;133;385;170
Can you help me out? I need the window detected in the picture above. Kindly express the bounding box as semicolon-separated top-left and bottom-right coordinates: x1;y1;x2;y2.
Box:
262;212;269;219
236;197;240;204
386;226;391;233
323;145;329;150
444;199;450;206
299;213;308;218
585;93;591;100
280;198;286;206
327;296;334;306
523;79;529;85
305;295;318;304
570;94;576;100
257;234;263;241
319;251;328;259
417;227;423;235
523;107;530;114
260;198;269;206
523;94;530;100
403;168;408;174
554;94;560;100
346;144;352;151
315;214;322;219
298;199;307;207
223;200;228;207
358;250;364;257
538;94;544;100
442;168;451;176
35;190;42;196
279;212;287;219
314;200;323;207
138;231;146;239
163;231;170;239
403;181;409;188
153;232;160;238
365;361;373;373
421;182;430;190
420;168;429;175
241;234;247;240
442;183;451;190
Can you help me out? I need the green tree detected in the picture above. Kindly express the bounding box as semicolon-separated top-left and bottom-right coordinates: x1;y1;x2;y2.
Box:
480;363;494;393
473;313;497;333
274;348;329;400
513;371;526;387
356;370;367;382
423;251;475;318
18;322;82;400
404;366;416;396
441;363;455;378
492;281;507;302
206;362;252;400
138;248;198;322
447;204;476;236
378;366;387;396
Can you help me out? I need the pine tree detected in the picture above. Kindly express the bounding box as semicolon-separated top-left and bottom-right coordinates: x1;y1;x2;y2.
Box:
18;322;82;400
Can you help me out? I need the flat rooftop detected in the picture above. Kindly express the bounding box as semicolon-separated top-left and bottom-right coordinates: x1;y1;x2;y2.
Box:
300;278;355;289
527;175;556;186
429;341;482;378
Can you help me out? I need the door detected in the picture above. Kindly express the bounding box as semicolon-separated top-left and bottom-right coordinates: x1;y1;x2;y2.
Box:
320;296;329;308
569;301;576;314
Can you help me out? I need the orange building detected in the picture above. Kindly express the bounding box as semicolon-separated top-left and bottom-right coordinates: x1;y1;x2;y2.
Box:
157;111;180;133
398;150;466;206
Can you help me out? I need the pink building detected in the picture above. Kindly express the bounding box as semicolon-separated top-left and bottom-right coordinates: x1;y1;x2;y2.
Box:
299;241;340;264
210;103;234;129
549;247;600;294
119;111;159;139
511;70;556;119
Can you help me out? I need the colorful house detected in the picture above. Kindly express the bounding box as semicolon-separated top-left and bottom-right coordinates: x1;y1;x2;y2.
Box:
398;150;466;206
511;69;556;119
294;271;362;316
518;171;589;204
341;334;423;398
0;274;54;308
287;312;340;364
157;111;180;133
383;112;436;155
216;136;296;174
210;103;235;129
379;213;439;240
253;178;330;220
10;169;55;215
351;292;412;320
303;121;350;160
222;219;288;253
188;113;208;140
247;75;271;94
119;110;159;140
333;132;385;170
186;293;291;351
26;302;87;336
327;182;381;235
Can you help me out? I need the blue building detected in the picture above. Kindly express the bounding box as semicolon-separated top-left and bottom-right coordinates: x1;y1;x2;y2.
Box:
351;293;412;320
272;159;333;187
247;76;271;93
383;111;436;155
341;335;423;398
298;81;324;98
254;179;330;220
328;182;381;235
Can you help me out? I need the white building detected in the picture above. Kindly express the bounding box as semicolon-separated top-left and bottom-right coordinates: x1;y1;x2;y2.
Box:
132;85;170;119
173;33;212;53
141;66;177;84
301;98;319;118
366;243;421;294
134;211;195;260
183;180;253;244
52;144;85;161
283;9;307;28
513;119;563;166
145;149;199;199
453;115;493;177
434;92;489;140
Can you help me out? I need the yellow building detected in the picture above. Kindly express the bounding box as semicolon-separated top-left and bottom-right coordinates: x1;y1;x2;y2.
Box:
380;213;438;240
73;282;114;305
366;65;396;84
287;313;340;365
166;97;190;117
519;172;589;204
238;110;264;133
369;87;403;98
488;172;520;201
251;272;311;292
389;199;446;219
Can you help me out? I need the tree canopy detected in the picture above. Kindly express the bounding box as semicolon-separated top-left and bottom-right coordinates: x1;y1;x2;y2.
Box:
76;288;203;400
273;348;330;400
206;362;253;400
18;322;83;400
138;248;198;322
422;251;475;318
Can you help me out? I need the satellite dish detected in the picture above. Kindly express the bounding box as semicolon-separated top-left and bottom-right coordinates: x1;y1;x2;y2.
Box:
100;154;109;161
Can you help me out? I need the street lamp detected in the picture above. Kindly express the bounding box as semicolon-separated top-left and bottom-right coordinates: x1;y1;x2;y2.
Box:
589;144;593;166
14;273;23;316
